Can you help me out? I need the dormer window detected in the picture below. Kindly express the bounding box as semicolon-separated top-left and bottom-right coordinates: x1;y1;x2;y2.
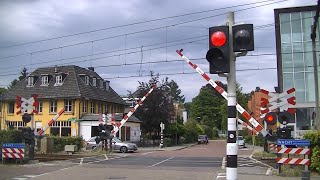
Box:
100;80;104;89
56;75;63;85
27;76;34;86
93;78;96;87
85;76;89;85
41;76;49;85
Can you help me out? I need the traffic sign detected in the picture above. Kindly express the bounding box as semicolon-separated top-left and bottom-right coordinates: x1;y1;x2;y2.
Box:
277;139;310;146
3;143;25;148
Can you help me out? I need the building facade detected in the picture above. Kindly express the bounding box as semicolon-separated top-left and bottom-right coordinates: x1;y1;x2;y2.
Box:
275;5;320;137
0;65;140;141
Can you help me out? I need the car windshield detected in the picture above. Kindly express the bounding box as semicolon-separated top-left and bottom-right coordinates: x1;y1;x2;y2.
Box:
198;135;206;139
113;137;122;143
237;137;243;140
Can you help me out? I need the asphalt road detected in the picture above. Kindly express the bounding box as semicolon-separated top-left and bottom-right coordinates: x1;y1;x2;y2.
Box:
0;140;270;180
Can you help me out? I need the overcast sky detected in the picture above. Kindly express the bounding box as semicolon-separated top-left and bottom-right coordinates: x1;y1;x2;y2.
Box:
0;0;316;102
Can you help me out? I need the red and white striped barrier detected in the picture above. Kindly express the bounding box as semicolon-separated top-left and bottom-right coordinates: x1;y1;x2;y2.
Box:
269;143;277;151
2;147;24;159
176;50;269;137
276;157;310;165
277;147;310;155
112;84;156;135
37;108;65;136
237;119;258;135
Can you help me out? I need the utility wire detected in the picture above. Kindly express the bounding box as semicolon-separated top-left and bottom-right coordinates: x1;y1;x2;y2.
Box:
0;0;284;49
0;35;207;71
0;0;289;61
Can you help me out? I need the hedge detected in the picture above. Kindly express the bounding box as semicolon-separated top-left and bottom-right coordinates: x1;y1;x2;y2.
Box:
0;129;23;144
49;136;84;152
303;131;320;173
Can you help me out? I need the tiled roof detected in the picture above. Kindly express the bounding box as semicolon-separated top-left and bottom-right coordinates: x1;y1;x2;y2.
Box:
80;113;142;123
2;65;125;105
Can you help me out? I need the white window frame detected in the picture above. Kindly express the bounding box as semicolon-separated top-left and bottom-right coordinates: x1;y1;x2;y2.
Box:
64;99;73;112
90;101;95;113
82;100;87;113
85;76;89;85
55;75;63;85
27;76;34;86
93;78;96;87
37;101;43;113
41;76;49;85
50;100;57;113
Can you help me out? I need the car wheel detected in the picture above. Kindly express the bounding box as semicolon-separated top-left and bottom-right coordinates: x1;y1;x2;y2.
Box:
120;146;128;153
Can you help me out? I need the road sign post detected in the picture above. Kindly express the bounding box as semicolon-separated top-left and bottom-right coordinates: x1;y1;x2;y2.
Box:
160;122;165;148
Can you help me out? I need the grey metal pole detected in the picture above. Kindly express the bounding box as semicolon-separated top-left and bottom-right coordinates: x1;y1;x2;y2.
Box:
311;25;320;131
226;11;237;180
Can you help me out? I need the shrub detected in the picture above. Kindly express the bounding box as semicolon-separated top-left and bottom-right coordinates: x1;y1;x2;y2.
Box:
164;137;173;147
303;131;320;173
49;136;84;152
0;129;23;144
212;127;219;138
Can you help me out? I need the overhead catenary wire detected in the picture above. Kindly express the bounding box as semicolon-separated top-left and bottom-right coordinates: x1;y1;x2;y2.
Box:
0;0;289;61
0;0;286;49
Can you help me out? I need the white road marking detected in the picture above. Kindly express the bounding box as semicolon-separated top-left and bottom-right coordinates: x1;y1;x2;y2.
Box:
148;157;174;167
79;158;84;165
216;172;226;179
221;157;226;169
24;175;37;178
142;152;153;155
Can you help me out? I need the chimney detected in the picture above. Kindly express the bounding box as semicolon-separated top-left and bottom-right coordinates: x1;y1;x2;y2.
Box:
88;67;94;71
54;67;58;73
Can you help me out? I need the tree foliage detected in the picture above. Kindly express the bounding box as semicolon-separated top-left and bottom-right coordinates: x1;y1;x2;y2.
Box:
7;67;28;89
188;81;250;131
134;72;185;136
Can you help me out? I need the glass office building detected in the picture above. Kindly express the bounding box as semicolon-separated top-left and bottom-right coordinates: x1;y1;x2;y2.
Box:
275;5;320;137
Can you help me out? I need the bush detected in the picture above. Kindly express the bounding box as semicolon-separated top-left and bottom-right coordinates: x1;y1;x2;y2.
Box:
0;129;23;144
164;137;173;147
212;127;219;138
304;131;320;173
49;136;84;152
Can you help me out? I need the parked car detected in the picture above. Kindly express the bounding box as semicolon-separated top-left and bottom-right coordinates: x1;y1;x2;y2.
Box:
86;136;138;153
236;136;246;148
197;135;209;144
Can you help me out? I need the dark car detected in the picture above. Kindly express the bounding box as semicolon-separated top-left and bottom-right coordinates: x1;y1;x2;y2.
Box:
197;135;208;144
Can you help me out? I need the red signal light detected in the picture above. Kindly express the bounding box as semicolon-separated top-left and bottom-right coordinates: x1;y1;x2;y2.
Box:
211;31;227;47
266;115;274;122
264;112;277;125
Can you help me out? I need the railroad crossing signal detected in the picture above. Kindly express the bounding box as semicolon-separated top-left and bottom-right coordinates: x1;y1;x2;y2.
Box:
206;26;230;74
260;88;296;125
232;24;254;52
260;88;296;115
264;112;277;125
16;94;39;115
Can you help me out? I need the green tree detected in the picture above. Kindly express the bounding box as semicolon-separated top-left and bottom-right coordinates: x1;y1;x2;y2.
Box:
189;81;249;131
7;67;28;89
0;87;6;94
135;72;184;137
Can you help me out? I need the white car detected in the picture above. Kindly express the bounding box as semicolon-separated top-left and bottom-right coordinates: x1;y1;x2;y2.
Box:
236;136;246;148
86;137;138;153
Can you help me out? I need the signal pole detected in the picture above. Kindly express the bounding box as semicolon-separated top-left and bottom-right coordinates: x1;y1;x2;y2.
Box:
226;11;237;180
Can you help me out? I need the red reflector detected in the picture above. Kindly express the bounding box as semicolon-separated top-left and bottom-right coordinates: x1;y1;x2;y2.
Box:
211;31;227;47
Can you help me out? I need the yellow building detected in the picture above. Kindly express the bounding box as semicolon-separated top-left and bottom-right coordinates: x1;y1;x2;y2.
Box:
0;65;126;138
